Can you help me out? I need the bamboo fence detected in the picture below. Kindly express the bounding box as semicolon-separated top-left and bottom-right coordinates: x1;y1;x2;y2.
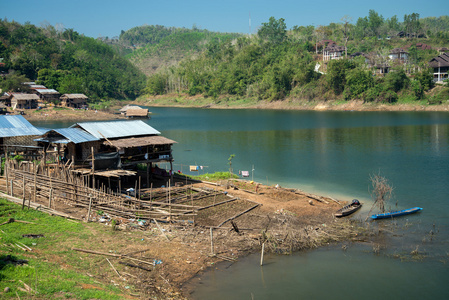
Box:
0;159;238;224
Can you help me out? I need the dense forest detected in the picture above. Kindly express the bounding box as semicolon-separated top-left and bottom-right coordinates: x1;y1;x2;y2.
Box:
140;12;449;103
0;19;146;100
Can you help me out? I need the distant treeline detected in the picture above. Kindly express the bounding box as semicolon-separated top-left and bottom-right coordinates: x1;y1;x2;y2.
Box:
0;19;146;100
139;12;449;103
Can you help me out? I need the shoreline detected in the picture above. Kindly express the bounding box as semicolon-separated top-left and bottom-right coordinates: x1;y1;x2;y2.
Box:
136;95;449;112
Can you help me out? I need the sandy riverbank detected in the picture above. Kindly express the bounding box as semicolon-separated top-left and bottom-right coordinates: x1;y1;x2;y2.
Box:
138;95;449;112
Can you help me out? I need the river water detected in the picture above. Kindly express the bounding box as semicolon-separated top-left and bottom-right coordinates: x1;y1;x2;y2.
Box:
32;107;449;299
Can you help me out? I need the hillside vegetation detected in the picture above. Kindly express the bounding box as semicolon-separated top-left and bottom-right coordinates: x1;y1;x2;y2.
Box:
106;25;242;76
135;12;449;104
0;19;146;101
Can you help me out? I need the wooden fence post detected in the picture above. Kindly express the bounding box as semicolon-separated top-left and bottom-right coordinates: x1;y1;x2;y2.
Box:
87;194;93;222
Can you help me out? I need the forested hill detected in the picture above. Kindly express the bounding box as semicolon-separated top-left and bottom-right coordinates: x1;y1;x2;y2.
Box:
104;25;242;76
138;13;449;103
0;20;146;100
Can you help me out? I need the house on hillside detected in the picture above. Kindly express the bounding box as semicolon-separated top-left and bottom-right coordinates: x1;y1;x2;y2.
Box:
36;89;60;105
429;52;449;82
0;115;44;156
389;48;408;61
323;44;345;61
10;93;39;109
60;94;88;109
404;43;432;51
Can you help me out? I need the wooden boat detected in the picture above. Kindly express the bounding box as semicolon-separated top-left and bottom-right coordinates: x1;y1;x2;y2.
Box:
335;199;362;218
370;207;423;220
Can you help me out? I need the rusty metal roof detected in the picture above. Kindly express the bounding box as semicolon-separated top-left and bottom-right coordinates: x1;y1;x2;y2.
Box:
104;135;177;148
71;120;160;139
0;115;44;137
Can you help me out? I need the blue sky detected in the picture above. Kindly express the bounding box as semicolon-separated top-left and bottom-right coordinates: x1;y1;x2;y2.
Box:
2;0;447;38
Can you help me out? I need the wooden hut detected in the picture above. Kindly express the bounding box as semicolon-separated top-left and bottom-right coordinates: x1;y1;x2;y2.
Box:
36;89;60;105
124;107;149;118
10;93;39;110
72;120;176;185
60;94;88;109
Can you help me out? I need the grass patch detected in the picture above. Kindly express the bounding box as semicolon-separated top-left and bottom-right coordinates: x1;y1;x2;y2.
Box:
0;198;132;299
188;172;239;181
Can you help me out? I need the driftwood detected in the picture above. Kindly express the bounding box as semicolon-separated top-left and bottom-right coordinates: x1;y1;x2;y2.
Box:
72;247;154;266
230;220;240;234
0;218;35;226
153;218;170;241
217;204;261;227
196;197;238;211
119;261;153;272
293;189;330;204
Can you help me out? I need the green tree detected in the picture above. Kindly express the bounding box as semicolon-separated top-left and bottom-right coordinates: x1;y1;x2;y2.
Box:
368;9;384;37
258;17;287;44
384;68;409;92
0;72;30;92
326;59;356;95
344;67;374;99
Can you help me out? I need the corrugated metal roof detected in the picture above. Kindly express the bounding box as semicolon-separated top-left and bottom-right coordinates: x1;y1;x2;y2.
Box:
72;120;160;139
36;89;59;94
0;115;43;137
34;128;99;144
54;128;99;144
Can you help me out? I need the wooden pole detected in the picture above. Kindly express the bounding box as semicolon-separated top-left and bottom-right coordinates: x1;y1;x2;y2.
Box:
22;177;26;210
33;162;37;208
260;242;265;266
168;181;172;223
138;176;141;209
49;188;53;209
191;186;195;226
87;194;93;222
210;227;214;255
5;147;9;195
146;163;150;188
91;147;95;189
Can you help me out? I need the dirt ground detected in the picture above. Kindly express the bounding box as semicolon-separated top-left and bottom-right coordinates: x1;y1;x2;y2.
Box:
2;175;357;299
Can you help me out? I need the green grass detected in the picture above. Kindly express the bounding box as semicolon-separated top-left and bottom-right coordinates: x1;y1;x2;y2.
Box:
0;199;128;299
189;172;239;181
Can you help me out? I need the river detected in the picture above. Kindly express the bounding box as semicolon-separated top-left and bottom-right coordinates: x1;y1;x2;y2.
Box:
32;107;449;299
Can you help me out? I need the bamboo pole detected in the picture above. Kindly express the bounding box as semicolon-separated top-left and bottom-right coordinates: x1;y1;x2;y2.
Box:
260;242;265;266
87;194;93;222
210;227;214;255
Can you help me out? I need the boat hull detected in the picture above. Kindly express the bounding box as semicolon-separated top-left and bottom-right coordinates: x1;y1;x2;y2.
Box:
370;207;423;220
335;202;362;218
